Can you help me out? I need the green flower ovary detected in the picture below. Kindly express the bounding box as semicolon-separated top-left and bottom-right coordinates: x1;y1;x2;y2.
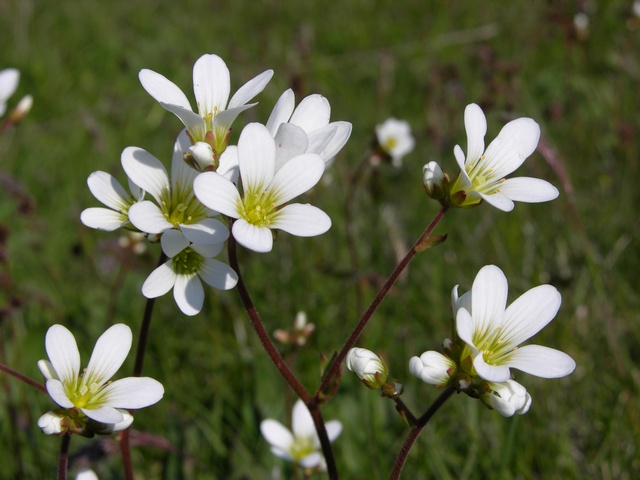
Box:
171;247;204;275
66;373;108;410
466;155;504;194
472;327;513;367
240;190;278;227
289;435;317;462
161;185;208;228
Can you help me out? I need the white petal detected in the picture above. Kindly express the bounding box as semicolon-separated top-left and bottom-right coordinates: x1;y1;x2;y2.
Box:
499;177;560;203
191;241;224;258
217;146;239;183
172;130;199;191
161;104;207;141
139;69;192;110
228;69;274;108
193;54;230;116
128;201;173;234
37;359;58;381
290;94;331;133
473;353;511;382
479;191;515;212
266;89;295;136
81;208;128;231
269;153;324;206
232;220;273;253
463;103;487;166
173;273;204;316
455;308;476;350
81;405;124;424
260;419;293;451
506;345;576;378
306;124;336;157
483;117;540;179
100;377;164;408
181;218;230;245
325;420;342;442
199;259;238;290
273;123;309;171
45;379;74;408
142;261;177;298
291;400;315;439
193;171;242;218
213;104;255;134
453;145;471;185
121;147;169;203
320;121;352;164
87;171;130;211
271;204;331;237
238;123;275;193
45;325;80;385
502;285;561;347
299;453;323;468
0;68;19;105
161;229;190;257
451;285;472;318
84;324;132;385
471;265;508;335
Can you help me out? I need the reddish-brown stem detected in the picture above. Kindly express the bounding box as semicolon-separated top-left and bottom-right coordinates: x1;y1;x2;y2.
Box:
0;363;47;393
389;386;456;479
315;206;449;397
57;433;71;480
120;429;134;480
227;233;338;479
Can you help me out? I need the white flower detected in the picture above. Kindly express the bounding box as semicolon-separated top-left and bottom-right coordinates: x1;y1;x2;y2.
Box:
194;122;331;253
409;351;455;387
346;348;388;388
449;103;559;211
375;118;415;167
260;400;342;469
481;379;532;417
139;54;273;155
76;469;99;480
0;68;20;117
122;131;231;245
265;89;352;168
142;229;238;316
37;324;164;426
453;265;576;383
37;411;65;435
80;171;143;231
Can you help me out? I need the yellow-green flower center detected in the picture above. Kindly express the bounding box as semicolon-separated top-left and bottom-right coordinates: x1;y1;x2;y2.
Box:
289;435;317;462
65;372;108;410
161;185;208;228
171;247;204;275
239;189;278;227
383;137;397;152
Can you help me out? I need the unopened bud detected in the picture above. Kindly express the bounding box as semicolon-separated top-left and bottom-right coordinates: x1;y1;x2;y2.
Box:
188;142;217;171
409;350;455;387
346;348;389;389
9;94;33;123
422;161;447;200
481;379;532;417
37;411;66;435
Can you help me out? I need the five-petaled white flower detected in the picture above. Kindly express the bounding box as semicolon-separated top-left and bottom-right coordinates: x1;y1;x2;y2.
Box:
260;399;342;469
37;324;164;427
0;68;20;117
194;122;331;253
142;229;238;316
375;118;415;167
449;103;559;211
139;54;273;156
80;171;143;232
122;131;230;246
453;265;576;383
265;89;352;168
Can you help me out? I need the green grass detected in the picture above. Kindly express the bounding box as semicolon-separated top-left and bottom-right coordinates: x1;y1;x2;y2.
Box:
1;0;639;478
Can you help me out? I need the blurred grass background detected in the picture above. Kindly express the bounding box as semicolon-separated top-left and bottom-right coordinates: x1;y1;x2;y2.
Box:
1;0;639;478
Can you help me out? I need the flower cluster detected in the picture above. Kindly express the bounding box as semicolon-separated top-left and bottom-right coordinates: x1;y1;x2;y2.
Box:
81;54;351;314
0;68;32;124
409;265;576;416
37;324;163;436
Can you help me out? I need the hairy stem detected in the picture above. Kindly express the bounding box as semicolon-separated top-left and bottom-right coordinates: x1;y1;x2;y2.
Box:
315;206;449;397
0;363;47;393
389;386;456;479
57;433;71;480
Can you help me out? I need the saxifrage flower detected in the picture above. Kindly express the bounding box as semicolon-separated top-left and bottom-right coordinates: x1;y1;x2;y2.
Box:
194;122;331;253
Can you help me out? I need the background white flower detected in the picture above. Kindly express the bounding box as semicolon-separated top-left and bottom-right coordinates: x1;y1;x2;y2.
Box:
375;118;415;167
194;122;331;253
453;265;576;383
265;89;352;168
0;68;20;117
260;399;342;469
449;103;559;211
142;229;238;316
37;324;164;427
139;54;273;155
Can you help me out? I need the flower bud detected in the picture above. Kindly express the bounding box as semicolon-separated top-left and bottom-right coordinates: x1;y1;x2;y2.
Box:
89;409;134;434
346;348;388;389
9;94;33;123
422;161;446;199
409;351;455;387
481;379;532;417
187;142;216;171
37;411;65;435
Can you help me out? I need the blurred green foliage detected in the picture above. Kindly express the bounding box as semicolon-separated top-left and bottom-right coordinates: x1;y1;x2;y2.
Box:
1;0;639;478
